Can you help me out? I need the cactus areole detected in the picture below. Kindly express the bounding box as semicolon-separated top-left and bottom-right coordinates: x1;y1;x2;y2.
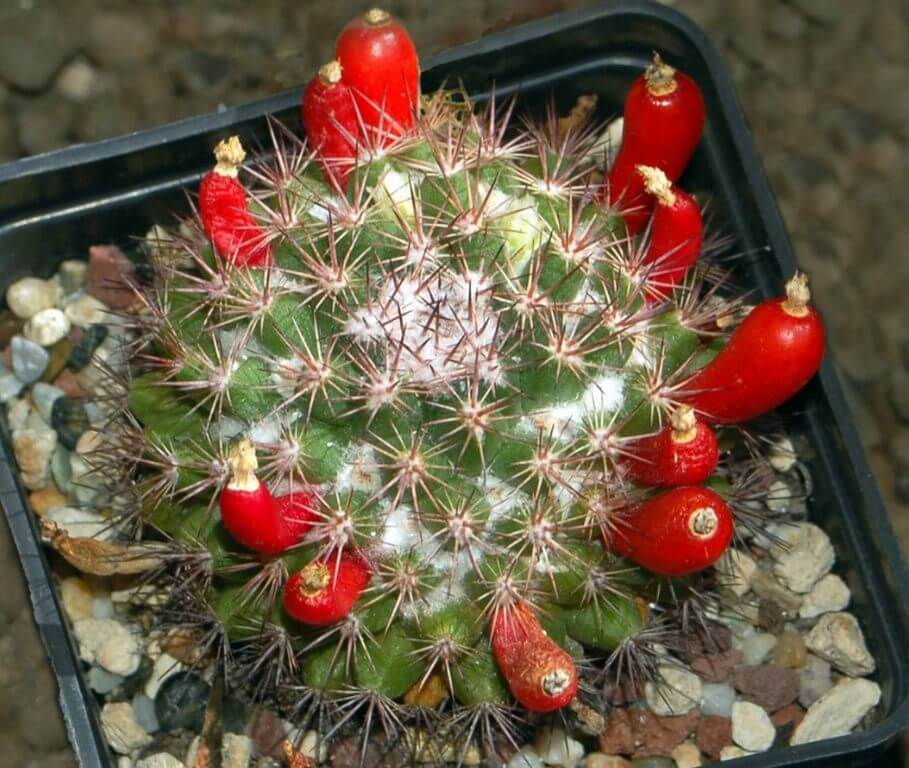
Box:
118;8;825;759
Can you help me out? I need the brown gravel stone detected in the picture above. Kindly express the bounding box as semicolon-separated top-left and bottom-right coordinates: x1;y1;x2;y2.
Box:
695;716;732;760
599;709;634;754
86;244;136;310
689;648;742;683
250;707;286;760
770;702;806;729
53;368;88;398
0;310;24;348
676;623;732;661
330;733;410;768
732;664;799;712
28;486;67;515
772;631;809;669
599;708;700;758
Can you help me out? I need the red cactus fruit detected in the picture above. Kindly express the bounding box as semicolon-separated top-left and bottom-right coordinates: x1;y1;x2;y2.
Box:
626;405;719;486
283;551;371;626
198;136;272;267
334;8;420;145
219;439;293;555
604;486;733;576
681;273;826;424
600;54;706;234
275;490;319;542
302;60;359;189
491;601;578;712
637;165;703;299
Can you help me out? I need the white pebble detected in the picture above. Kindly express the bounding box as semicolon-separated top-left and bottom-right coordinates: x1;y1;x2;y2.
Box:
57;259;89;293
299;730;329;763
765;479;792;513
144;653;185;699
771;522;834;593
101;702;152;755
720;745;753;761
672;741;703;768
44;506;112;540
715;549;756;597
6;277;61;319
507;747;544;768
73;618;142;676
769;436;797;472
792;677;881;745
223;733;253;768
6;396;31;430
731;701;775;752
805;612;875;676
136;754;185;768
645;664;703;715
799;573;851;619
740;632;777;666
59;576;94;622
12;428;57;490
64;294;110;328
23;307;71;346
701;683;736;717
534;726;585;767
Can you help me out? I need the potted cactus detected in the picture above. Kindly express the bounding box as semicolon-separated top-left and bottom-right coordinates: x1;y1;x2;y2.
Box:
1;4;907;767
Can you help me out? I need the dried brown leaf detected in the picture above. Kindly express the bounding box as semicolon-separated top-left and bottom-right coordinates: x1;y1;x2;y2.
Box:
41;520;168;576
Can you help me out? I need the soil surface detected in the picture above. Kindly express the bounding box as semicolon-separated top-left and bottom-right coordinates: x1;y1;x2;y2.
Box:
0;0;907;765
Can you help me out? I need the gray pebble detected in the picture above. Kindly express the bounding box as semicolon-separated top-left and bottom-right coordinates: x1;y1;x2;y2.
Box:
92;595;115;620
798;655;833;708
11;336;49;384
31;382;64;424
740;632;777;666
88;665;125;694
51;444;73;494
0;370;25;403
132;694;160;734
701;682;736;717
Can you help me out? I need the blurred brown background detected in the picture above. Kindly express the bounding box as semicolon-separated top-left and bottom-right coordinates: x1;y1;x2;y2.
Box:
1;0;907;765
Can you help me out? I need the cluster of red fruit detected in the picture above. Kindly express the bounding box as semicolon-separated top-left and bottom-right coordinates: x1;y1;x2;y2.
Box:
196;9;826;714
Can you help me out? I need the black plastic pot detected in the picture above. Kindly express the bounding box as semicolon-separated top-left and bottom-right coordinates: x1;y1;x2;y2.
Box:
0;2;906;766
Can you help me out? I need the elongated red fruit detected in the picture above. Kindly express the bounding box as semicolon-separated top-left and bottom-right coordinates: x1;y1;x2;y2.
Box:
198;137;272;267
637;165;703;299
681;273;825;424
626;406;718;486
302;60;359;190
605;486;733;576
601;54;705;234
334;8;419;145
283;551;371;626
219;439;293;555
491;601;578;712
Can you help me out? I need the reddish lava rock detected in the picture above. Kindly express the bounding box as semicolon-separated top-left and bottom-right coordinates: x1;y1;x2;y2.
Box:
771;702;806;729
732;664;799;712
690;648;742;683
599;707;700;758
695;716;732;760
53;369;87;398
86;244;136;310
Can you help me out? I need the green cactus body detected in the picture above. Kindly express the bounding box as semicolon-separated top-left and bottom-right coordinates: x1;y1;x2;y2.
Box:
120;86;747;755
